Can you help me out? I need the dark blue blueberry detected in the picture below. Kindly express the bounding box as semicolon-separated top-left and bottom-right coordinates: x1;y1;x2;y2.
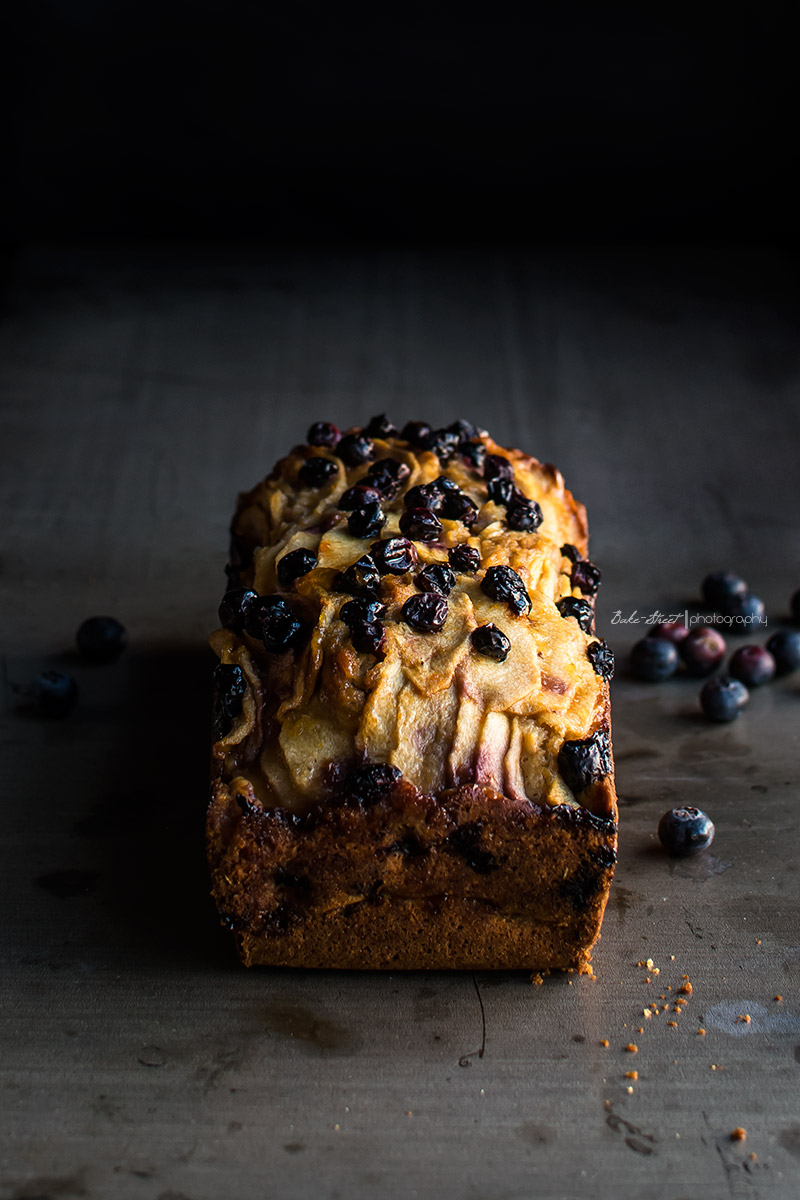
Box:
657;807;715;856
212;663;247;740
365;414;398;438
486;478;517;507
556;597;595;634
349;620;386;656
561;544;582;563
630;637;679;681
338;483;383;511
766;629;800;675
277;549;317;589
447;419;479;440
433;474;459;494
571;560;601;596
440;490;478;527
481;565;531;615
399;507;444;544
345;762;402;806
459;440;487;470
298;455;339;488
507;499;543;532
700;675;749;722
307;421;341;448
337;433;375;466
400;592;449;633
363;457;410;499
419;427;460;460
448;544;481;574
647;620;689;646
340;597;387;626
34;670;78;718
415;563;456;596
588;639;615;681
483;454;514;482
701;570;748;609
335;555;381;597
245;595;305;652
218;588;258;632
792;589;800;625
729;645;775;687
347;502;386;540
558;731;612;794
471;623;510;662
723;593;766;632
680;627;726;676
401;421;432;446
404;483;445;511
75;616;128;662
370;537;418;575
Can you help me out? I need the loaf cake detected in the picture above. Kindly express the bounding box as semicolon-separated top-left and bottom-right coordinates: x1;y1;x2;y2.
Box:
206;417;617;970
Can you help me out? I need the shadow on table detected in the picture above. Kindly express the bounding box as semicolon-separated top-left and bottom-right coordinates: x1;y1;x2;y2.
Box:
63;642;234;970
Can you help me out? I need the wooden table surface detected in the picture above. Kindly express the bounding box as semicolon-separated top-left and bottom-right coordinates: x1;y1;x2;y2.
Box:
2;245;799;1200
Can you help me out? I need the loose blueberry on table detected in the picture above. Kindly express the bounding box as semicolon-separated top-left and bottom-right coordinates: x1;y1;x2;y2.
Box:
701;570;748;609
766;629;800;675
680;627;726;676
728;645;775;687
723;593;766;630
471;624;511;662
657;807;715;856
630;637;679;681
76;615;128;662
648;620;689;645
700;675;749;722
34;670;79;718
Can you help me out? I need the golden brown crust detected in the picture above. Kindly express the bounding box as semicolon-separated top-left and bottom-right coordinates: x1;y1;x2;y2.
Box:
207;422;617;969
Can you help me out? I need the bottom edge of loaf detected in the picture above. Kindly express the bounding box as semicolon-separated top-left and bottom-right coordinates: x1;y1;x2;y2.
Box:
207;776;617;971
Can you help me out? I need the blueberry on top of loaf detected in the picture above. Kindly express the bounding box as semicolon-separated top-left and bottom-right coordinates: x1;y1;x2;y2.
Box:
210;419;612;819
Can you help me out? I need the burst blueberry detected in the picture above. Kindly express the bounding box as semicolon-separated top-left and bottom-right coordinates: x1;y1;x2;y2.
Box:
571;560;601;596
630;637;679;681
345;763;402;806
277;549;317;588
440;490;478;527
365;414;397;438
700;675;749;722
340;597;387;626
298;455;339;487
448;544;481;574
34;670;78;718
307;421;341;448
347;502;387;540
447;419;479;440
419;427;460;460
404;483;445;512
657;807;715;856
507;500;543;532
415;563;456;596
558;731;612;793
76;616;128;662
401;592;449;633
212;663;247;740
245;595;305;652
363;457;410;498
401;421;432;446
338;483;383;511
561;544;581;563
588;639;615;681
336;555;381;596
471;624;510;662
459;440;486;470
729;645;775;687
556;596;595;634
369;537;417;575
337;432;374;466
481;565;531;615
483;454;514;482
399;507;444;544
219;588;258;632
766;630;800;675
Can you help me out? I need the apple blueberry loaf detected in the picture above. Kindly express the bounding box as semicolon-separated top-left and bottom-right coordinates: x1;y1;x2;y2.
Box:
207;417;617;970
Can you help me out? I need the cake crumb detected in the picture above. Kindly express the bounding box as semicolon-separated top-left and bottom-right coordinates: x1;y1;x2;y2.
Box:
775;995;783;1002
730;1127;747;1142
670;955;675;960
697;1028;706;1036
748;1152;757;1162
599;1039;609;1047
678;981;693;995
646;959;655;969
624;1071;638;1080
738;1014;751;1023
756;939;761;945
636;1027;644;1034
334;1124;340;1132
626;1086;634;1094
531;973;544;986
625;1043;638;1053
668;1020;678;1028
643;1008;652;1019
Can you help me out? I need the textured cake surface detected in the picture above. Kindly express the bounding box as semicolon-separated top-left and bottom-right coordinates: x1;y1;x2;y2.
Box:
207;420;617;970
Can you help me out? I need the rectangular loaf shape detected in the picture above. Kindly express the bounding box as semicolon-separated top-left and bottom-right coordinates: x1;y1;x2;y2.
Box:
206;421;617;970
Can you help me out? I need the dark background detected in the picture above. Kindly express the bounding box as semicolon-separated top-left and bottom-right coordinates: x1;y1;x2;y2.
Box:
4;2;798;246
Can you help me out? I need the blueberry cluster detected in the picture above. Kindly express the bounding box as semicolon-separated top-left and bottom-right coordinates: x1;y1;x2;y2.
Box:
629;570;800;724
483;456;543;533
403;474;478;530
